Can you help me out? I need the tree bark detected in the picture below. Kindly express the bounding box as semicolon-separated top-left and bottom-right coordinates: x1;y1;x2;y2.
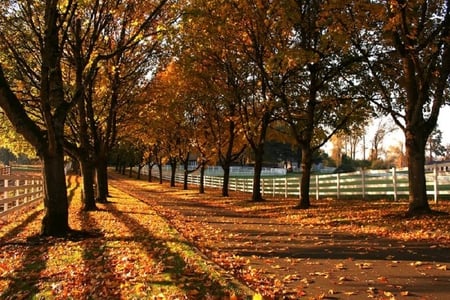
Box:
137;164;143;180
183;162;189;190
296;145;313;209
147;162;153;182
158;163;163;184
169;158;177;187
222;163;231;197
79;157;97;211
251;144;264;202
40;149;70;236
95;154;109;203
405;129;431;215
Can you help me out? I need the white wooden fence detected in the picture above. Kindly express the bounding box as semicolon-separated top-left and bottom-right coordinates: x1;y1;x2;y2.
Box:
147;166;450;202
0;166;44;217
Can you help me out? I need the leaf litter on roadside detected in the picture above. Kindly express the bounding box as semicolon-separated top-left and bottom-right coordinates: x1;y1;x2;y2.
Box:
0;176;254;299
107;174;450;299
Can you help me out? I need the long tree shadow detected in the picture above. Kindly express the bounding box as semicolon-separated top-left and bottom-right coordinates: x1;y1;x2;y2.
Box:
76;206;121;299
66;175;81;204
120;178;450;264
0;223;52;298
104;194;250;298
0;209;42;243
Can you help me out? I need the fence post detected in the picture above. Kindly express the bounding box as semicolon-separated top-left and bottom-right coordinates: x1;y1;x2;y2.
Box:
262;178;265;197
15;179;20;206
272;178;275;197
3;179;7;198
284;178;288;198
433;163;439;204
298;177;301;200
336;173;340;200
392;167;398;201
361;169;366;200
315;175;319;200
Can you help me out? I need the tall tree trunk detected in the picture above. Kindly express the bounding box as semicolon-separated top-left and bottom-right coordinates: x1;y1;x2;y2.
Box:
115;154;121;172
183;162;189;190
296;145;313;209
95;154;109;203
251;145;264;202
137;165;142;180
158;163;163;184
405;129;431;215
170;159;177;187
147;162;153;182
79;157;97;211
222;163;231;197
41;149;70;236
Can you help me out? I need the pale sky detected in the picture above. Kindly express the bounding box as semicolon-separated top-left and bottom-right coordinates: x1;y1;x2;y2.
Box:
326;105;450;160
438;106;450;145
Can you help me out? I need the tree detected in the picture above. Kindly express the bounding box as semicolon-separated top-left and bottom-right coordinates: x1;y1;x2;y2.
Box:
271;0;371;208
0;112;35;156
368;120;397;161
1;0;172;233
217;0;284;202
330;135;344;167
0;147;16;166
141;61;194;188
386;143;407;168
176;0;249;196
0;0;74;236
78;0;171;203
356;0;450;215
427;127;446;162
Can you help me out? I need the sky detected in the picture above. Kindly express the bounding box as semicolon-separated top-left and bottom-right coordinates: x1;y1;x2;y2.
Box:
328;105;450;160
379;105;450;147
438;106;450;145
371;106;450;159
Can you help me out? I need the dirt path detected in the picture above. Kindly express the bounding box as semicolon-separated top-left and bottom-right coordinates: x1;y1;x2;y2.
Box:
109;173;450;299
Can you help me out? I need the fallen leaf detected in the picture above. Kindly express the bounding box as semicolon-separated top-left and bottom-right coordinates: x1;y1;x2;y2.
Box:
356;262;373;269
339;276;351;282
384;291;394;297
411;261;423;267
253;293;263;300
400;291;410;296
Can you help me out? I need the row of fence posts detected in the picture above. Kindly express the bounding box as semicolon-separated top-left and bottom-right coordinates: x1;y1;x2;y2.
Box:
0;166;44;216
138;165;450;203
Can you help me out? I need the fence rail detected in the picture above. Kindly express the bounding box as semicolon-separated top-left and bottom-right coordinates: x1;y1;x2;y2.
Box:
0;169;44;217
147;166;450;202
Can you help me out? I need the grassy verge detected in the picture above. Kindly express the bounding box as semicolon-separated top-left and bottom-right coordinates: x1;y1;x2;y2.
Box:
0;175;254;299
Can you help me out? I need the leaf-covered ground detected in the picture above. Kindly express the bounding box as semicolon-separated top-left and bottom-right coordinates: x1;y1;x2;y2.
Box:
1;173;449;299
108;172;450;299
0;175;254;299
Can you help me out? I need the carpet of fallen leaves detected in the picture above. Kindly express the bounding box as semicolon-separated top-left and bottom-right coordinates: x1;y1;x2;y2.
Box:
0;175;254;299
1;173;450;299
107;172;450;300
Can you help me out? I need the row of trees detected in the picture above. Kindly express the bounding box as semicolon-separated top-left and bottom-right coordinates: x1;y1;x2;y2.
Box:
0;0;175;236
125;0;449;214
0;0;449;235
